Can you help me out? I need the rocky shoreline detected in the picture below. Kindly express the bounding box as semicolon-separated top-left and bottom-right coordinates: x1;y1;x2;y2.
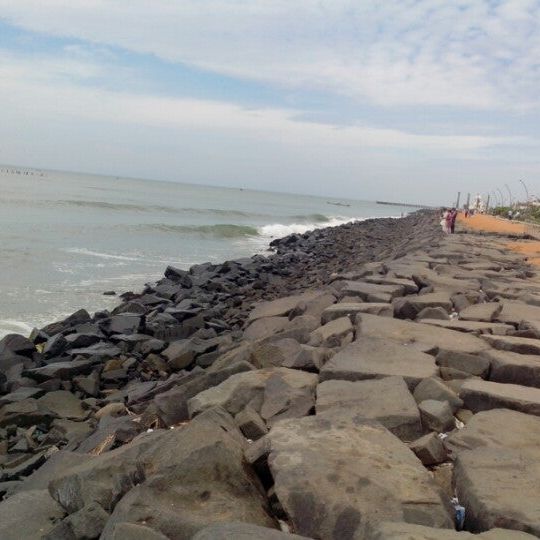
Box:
1;211;540;539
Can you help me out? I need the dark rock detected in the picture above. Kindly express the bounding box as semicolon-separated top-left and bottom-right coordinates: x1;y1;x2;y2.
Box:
409;432;448;465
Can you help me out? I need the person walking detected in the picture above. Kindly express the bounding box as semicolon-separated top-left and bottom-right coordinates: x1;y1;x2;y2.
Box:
441;208;450;233
449;208;458;233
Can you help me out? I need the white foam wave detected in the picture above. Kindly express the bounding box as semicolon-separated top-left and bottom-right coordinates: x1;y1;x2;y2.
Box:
257;216;363;238
0;319;34;337
64;247;140;261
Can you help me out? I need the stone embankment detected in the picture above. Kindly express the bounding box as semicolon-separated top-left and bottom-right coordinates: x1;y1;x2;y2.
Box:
1;211;540;539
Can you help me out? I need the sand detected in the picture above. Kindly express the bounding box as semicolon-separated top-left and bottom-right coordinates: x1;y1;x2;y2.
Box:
458;213;540;266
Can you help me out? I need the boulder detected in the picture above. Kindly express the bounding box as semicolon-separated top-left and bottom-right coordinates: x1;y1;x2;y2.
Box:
481;334;540;355
416;307;450;320
460;379;540;416
454;447;540;535
445;409;540;458
321;303;393;324
0;333;36;358
460;302;503;322
96;409;275;539
192;523;311;539
0;489;65;540
409;433;448;466
243;317;290;342
366;522;537;539
413;378;463;413
308;317;353;347
419;319;513;335
356;314;489;355
316;377;422;440
483;349;540;388
340;281;404;303
235;406;268;440
418;400;455;433
37;391;87;420
24;359;95;381
248;294;307;322
435;350;490;378
0;398;56;428
161;340;196;370
250;338;303;369
320;337;438;390
188;368;317;422
153;361;253;425
104;522;169;540
393;292;453;320
260;371;316;426
250;414;452;539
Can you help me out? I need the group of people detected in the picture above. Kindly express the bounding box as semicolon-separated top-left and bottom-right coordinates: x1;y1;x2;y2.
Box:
441;208;457;234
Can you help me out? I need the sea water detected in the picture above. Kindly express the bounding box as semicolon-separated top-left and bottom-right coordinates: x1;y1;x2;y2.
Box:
0;167;413;337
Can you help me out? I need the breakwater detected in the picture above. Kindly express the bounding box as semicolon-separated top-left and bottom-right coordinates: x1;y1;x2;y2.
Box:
0;211;540;539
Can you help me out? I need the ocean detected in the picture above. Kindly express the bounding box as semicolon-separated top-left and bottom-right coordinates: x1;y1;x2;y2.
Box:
0;166;414;338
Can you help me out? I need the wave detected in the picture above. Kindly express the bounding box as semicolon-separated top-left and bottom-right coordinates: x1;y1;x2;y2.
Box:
63;248;141;261
257;216;361;238
289;213;330;223
148;223;260;238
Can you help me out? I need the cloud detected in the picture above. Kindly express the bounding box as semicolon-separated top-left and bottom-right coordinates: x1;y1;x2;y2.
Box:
1;0;540;109
0;49;532;155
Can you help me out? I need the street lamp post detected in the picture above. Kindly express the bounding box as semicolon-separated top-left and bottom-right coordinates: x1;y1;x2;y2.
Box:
505;184;513;207
519;179;529;204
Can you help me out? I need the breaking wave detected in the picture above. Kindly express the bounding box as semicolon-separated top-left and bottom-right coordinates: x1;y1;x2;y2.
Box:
147;223;260;238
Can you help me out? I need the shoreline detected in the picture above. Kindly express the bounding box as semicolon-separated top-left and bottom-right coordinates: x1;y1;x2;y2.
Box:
2;210;540;538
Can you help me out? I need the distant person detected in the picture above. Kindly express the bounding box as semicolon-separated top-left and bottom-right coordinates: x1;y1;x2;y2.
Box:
441;209;450;233
445;208;455;234
449;208;458;234
508;209;513;220
514;210;520;220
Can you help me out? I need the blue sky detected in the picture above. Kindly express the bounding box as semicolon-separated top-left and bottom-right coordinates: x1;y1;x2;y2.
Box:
0;0;539;204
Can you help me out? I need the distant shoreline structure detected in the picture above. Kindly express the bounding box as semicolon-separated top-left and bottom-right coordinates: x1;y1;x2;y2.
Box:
376;200;436;209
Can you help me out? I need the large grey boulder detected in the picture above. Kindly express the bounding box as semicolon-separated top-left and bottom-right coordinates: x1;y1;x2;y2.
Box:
23;359;95;381
393;292;453;320
188;368;317;424
483;349;540;388
454;447;540;534
418;400;455;433
316;377;422;440
366;522;537;539
321;303;393;324
154;361;253;425
460;302;503;322
497;301;540;325
481;334;540;355
250;338;303;369
356;314;489;355
192;523;311;539
37;390;87;420
98;410;275;539
419;319;513;335
308;317;353;347
320;337;438;390
436;350;490;378
250;414;452;539
409;433;448;466
0;489;65;540
460;379;540;416
413;378;463;413
340;281;405;303
51;408;276;538
445;409;540;458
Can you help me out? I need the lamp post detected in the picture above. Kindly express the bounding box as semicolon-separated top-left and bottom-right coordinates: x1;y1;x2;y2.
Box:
505;184;513;207
519;179;529;204
496;188;505;206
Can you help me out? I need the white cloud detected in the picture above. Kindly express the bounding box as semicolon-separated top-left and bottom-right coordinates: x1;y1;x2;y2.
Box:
1;0;540;109
0;50;532;154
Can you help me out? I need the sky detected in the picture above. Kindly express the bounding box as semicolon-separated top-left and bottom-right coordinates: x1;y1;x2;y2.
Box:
0;1;539;205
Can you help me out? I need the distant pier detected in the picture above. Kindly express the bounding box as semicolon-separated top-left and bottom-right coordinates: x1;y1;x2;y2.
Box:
376;200;436;209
